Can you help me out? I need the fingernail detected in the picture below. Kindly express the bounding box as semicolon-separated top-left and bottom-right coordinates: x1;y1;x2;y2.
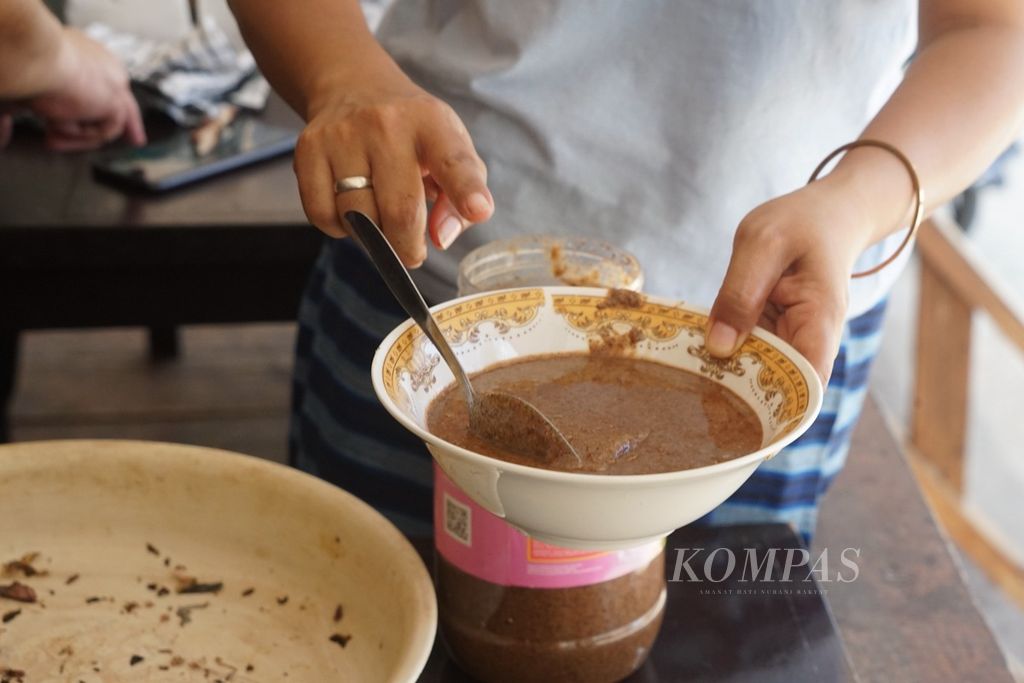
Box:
707;322;738;356
437;215;462;250
465;192;490;217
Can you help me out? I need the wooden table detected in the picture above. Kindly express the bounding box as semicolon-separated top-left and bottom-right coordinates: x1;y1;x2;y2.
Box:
814;398;1011;681
0;97;324;442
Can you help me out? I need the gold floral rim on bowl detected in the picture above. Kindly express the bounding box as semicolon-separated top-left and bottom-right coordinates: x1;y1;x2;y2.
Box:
380;287;809;443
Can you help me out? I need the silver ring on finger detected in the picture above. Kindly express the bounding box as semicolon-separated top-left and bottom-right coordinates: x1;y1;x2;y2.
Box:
334;176;373;194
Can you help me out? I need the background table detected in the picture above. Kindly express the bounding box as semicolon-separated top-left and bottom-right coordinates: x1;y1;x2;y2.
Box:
0;97;323;442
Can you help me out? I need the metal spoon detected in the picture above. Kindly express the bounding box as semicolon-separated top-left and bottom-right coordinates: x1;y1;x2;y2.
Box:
344;211;582;467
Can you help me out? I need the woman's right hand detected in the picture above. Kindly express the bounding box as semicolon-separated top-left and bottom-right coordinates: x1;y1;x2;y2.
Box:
294;70;494;268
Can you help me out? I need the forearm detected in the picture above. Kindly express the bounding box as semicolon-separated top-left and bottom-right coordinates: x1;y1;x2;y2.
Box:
0;0;72;99
828;6;1024;250
227;0;410;119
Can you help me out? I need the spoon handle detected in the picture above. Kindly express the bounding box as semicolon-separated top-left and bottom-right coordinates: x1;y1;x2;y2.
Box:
344;211;476;409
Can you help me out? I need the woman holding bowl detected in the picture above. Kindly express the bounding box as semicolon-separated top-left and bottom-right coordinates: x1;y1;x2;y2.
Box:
228;0;1024;540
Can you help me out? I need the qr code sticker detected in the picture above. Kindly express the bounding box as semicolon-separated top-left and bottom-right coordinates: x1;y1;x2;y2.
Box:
444;493;472;546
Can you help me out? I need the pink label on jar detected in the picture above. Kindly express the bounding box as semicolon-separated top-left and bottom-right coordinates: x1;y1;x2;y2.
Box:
434;464;663;589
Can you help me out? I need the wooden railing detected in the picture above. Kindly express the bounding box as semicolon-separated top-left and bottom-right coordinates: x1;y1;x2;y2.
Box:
908;212;1024;607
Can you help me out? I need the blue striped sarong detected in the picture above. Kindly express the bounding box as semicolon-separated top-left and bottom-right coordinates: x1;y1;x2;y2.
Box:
291;239;887;541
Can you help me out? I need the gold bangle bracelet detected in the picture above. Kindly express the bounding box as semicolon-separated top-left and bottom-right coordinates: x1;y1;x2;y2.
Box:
807;139;925;279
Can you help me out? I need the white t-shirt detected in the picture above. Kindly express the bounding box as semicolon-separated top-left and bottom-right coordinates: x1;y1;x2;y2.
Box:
378;0;917;316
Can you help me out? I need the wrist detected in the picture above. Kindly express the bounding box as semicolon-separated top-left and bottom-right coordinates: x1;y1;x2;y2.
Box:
0;18;75;99
809;172;887;263
303;44;414;120
37;27;80;98
826;146;919;245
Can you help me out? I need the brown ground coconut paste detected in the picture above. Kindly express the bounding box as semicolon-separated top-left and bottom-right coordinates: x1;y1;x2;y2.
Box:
429;354;761;682
435;552;666;682
427;353;763;474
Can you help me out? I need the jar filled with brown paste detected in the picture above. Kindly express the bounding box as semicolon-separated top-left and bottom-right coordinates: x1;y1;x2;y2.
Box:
433;236;664;682
434;466;666;683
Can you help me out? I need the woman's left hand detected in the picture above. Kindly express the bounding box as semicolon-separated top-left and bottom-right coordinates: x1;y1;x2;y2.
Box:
706;176;875;385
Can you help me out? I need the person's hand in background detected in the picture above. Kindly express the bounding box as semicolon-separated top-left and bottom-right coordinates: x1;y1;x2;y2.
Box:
25;27;146;151
0;0;145;152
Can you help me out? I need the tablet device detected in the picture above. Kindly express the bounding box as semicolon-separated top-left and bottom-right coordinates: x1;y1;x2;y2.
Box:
92;114;298;192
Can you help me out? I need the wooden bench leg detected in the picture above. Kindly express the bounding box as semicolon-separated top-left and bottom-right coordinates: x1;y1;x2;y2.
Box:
148;326;181;361
911;258;971;492
0;331;18;443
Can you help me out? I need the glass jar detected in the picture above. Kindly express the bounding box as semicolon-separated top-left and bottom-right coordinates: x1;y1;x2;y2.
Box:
434;467;665;683
457;234;644;295
433;235;664;682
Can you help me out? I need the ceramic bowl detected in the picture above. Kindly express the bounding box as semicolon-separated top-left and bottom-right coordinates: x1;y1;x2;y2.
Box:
372;287;823;549
0;440;436;683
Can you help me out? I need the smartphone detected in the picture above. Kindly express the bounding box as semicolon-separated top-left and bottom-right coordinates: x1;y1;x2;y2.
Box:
92;114;298;192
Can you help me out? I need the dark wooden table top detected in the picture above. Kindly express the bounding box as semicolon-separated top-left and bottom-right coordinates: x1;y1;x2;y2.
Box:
0;95;318;272
0;96;325;333
0;96;306;230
